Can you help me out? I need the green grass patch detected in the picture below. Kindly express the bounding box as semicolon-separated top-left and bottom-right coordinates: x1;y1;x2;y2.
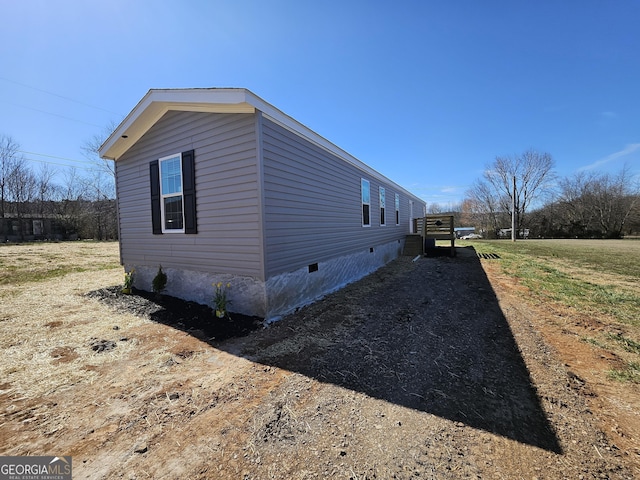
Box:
0;242;121;286
607;362;640;383
0;264;119;285
469;239;640;280
463;239;640;383
466;240;640;326
581;336;608;349
606;333;640;354
469;240;640;382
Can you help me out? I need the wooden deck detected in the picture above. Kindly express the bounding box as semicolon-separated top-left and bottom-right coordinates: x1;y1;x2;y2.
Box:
410;215;456;256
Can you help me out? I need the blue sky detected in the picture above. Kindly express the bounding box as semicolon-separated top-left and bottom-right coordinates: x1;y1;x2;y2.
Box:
1;0;639;207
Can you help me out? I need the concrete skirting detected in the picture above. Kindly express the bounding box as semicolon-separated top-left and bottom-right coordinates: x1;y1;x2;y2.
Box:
265;239;404;321
128;238;405;322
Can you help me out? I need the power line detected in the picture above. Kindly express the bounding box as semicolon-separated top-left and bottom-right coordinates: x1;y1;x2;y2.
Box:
22;156;94;171
0;76;122;116
18;150;90;166
8;102;105;128
15;150;107;172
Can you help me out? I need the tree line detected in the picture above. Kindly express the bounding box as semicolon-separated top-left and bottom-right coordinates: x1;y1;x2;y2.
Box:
431;149;640;239
3;131;639;242
1;134;117;241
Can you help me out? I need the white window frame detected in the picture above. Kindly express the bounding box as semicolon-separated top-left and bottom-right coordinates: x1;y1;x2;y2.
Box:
159;153;185;233
379;186;386;226
361;178;371;227
409;200;415;233
395;193;400;226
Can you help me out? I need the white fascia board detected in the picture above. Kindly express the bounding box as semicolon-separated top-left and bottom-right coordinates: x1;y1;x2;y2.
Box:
99;88;255;160
248;91;421;202
99;88;424;206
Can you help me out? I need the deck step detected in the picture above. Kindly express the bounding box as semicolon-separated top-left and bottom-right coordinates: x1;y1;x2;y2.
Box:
403;235;423;256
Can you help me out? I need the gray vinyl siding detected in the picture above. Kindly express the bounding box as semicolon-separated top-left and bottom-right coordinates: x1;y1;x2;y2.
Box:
116;110;264;278
261;117;416;278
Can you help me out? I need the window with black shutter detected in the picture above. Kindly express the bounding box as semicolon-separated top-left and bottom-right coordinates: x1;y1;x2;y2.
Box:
361;178;370;227
150;149;197;234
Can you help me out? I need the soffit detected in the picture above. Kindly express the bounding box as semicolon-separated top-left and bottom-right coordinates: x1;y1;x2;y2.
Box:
99;89;256;160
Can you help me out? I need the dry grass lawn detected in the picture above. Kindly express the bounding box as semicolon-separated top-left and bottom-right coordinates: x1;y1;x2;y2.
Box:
0;243;135;401
1;240;638;479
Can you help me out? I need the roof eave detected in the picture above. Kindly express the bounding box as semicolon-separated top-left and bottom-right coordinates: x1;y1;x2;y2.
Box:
98;88;424;204
98;88;255;160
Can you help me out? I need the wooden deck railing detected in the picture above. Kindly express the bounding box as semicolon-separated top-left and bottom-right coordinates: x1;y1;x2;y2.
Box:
412;215;456;256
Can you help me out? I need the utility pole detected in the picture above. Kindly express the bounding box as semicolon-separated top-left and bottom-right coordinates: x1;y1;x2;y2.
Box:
511;175;516;242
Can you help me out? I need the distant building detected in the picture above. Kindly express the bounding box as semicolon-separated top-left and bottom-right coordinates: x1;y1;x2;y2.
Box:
1;215;67;242
498;228;529;239
454;227;475;239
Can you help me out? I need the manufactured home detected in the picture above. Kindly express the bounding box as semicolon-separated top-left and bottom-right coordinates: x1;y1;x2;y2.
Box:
99;88;426;320
1;215;65;242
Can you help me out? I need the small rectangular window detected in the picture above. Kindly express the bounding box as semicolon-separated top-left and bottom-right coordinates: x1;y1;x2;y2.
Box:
361;179;370;227
395;193;400;225
379;187;386;226
159;153;184;232
33;220;43;236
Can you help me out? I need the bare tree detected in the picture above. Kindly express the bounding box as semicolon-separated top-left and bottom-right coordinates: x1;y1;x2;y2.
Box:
558;165;639;238
6;158;38;240
35;163;57;216
592;166;638;238
556;171;598;236
60;167;88;202
466;177;505;238
427;203;443;214
52;167;85;237
81;121;117;199
0;134;22;218
0;131;120;241
471;149;556;238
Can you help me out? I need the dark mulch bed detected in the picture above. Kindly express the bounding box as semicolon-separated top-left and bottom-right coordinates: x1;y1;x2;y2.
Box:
86;286;264;342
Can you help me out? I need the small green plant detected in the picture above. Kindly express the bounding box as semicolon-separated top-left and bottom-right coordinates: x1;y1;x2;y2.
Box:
605;333;640;354
213;282;232;318
580;336;607;349
122;268;135;294
152;265;167;295
607;362;640;383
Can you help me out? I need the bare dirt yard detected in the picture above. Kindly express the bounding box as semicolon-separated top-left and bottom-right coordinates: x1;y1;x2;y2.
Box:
1;241;638;479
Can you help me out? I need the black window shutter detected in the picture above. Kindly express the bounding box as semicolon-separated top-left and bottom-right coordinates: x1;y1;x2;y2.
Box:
149;160;162;234
182;149;197;234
